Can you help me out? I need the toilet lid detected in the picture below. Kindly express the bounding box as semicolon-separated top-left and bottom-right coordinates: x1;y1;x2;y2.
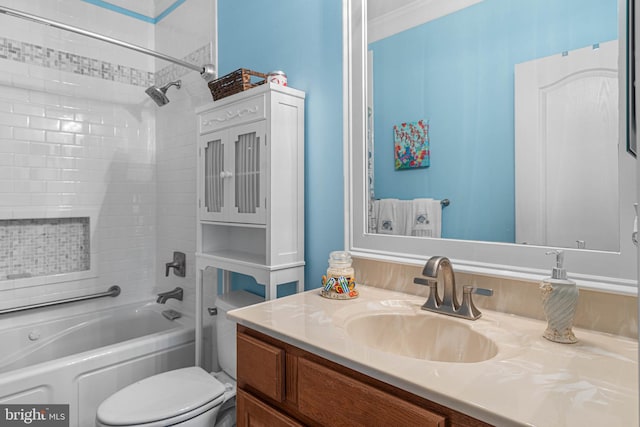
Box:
97;367;226;426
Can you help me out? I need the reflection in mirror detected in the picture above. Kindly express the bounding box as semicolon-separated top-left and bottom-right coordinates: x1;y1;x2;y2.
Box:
346;0;636;291
366;0;623;252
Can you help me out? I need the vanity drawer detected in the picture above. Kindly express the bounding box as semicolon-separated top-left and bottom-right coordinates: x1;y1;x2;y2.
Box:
237;389;303;427
296;357;446;427
199;94;266;134
237;331;285;402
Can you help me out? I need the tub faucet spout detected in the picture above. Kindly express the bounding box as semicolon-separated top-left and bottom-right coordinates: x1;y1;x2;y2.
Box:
157;287;183;304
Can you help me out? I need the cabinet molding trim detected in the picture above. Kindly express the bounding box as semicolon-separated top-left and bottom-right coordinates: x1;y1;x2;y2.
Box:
202;105;261;126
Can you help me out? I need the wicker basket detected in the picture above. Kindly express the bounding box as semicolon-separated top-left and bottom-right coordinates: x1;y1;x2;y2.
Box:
208;68;267;101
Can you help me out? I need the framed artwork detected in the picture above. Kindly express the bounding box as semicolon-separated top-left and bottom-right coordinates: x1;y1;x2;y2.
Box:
394;119;430;170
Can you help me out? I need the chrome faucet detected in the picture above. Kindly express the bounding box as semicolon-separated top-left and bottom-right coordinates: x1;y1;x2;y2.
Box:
413;256;493;320
165;251;186;277
156;287;184;304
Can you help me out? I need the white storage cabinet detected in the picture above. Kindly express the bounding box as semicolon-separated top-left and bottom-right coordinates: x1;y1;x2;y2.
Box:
195;83;305;300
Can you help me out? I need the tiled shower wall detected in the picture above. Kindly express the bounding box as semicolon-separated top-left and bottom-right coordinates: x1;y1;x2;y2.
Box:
0;57;157;306
0;2;153;308
0;0;216;312
154;0;217;313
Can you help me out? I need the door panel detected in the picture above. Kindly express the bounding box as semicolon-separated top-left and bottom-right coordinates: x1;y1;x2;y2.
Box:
230;121;267;224
515;40;619;250
201;131;226;222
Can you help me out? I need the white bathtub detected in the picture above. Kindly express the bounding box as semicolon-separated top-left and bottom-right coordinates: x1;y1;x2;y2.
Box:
0;301;195;427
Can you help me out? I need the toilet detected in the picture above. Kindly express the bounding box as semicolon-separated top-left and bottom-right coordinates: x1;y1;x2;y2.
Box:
96;290;263;427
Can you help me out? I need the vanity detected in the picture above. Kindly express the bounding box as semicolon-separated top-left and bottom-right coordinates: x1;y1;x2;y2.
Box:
234;326;485;427
229;285;638;426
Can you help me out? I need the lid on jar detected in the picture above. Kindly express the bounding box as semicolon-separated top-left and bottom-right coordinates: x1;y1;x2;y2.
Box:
329;251;352;266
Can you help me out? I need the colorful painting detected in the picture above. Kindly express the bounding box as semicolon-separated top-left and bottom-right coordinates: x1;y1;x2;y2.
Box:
394;120;430;170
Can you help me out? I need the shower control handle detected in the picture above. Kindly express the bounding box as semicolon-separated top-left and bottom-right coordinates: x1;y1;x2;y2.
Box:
165;251;186;277
219;171;233;179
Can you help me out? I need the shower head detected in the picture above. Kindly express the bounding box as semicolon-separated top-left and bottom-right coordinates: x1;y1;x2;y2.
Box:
145;80;182;107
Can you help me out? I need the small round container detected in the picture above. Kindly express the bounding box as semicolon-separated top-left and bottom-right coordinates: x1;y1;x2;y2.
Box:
267;70;287;86
321;251;358;299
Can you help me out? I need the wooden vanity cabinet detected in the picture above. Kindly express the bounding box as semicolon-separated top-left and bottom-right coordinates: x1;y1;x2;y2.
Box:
236;325;493;427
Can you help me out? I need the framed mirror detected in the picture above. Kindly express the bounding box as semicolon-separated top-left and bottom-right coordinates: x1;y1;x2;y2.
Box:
344;0;637;293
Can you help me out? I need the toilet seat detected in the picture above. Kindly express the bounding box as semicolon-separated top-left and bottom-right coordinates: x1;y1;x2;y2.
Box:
96;367;226;426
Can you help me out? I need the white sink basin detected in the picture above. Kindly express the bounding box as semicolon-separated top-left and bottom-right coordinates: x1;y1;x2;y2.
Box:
345;313;498;363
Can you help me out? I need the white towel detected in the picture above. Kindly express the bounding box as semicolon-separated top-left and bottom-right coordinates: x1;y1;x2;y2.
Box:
374;199;398;234
411;198;442;238
396;200;413;236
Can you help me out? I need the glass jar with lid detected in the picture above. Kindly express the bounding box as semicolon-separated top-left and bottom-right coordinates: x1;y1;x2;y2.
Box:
326;251;354;281
321;251;358;298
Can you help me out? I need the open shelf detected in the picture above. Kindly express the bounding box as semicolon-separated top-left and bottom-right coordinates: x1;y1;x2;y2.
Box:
200;222;267;263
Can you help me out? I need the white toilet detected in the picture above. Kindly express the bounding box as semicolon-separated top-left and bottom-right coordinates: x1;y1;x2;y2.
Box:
96;290;263;427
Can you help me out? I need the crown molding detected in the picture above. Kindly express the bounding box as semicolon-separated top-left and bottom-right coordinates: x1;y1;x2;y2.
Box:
368;0;482;43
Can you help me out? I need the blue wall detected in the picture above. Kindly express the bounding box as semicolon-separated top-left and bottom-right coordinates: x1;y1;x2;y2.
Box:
218;0;343;296
370;0;617;243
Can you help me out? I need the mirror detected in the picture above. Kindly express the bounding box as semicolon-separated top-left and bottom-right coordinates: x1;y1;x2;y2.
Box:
367;0;622;251
345;0;637;292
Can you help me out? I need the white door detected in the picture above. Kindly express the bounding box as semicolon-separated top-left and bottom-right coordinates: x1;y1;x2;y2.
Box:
515;41;619;251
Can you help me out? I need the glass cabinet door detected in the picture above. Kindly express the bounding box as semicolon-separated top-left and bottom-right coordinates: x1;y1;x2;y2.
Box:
230;121;266;224
235;131;260;214
204;136;224;215
200;121;266;224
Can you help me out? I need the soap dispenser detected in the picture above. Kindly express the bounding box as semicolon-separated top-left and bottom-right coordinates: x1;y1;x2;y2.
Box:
540;250;579;344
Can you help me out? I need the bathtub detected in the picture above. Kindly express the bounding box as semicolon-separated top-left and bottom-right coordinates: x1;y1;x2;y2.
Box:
0;301;195;427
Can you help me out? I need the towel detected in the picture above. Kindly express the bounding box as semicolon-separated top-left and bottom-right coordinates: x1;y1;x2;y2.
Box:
374;199;399;234
411;198;442;238
395;200;413;235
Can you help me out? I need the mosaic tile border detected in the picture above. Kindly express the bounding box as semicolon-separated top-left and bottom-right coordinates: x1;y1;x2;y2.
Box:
0;217;90;281
0;36;155;88
155;44;211;86
0;37;210;88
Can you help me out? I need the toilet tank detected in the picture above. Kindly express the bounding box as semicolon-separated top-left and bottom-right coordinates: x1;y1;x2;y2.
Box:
215;290;264;379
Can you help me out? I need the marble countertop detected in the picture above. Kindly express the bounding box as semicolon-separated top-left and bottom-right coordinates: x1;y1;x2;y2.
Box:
227;285;638;427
